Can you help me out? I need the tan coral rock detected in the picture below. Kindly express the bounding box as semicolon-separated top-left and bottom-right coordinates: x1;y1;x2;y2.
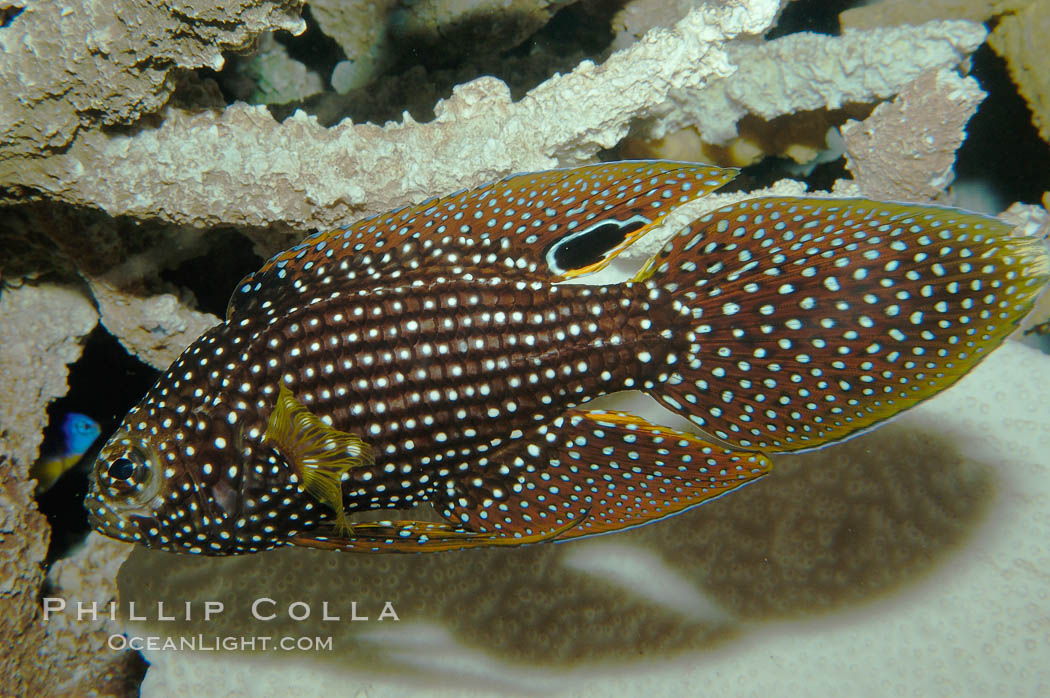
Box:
0;1;783;232
312;0;398;91
0;0;306;162
840;0;1050;147
1000;197;1050;241
840;69;985;202
309;0;396;57
0;284;98;466
89;280;220;370
839;0;1025;30
611;0;708;51
0;284;98;696
0;449;51;698
241;35;325;104
44;534;142;696
647;20;988;145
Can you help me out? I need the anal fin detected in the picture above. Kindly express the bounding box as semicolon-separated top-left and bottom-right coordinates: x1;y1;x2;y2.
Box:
290;517;583;553
434;409;772;543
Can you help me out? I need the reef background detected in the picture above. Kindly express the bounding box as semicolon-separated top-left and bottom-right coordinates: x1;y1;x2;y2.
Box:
2;1;1050;696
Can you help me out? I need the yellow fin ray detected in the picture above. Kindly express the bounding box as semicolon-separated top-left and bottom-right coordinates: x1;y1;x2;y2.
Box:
264;385;373;535
291;515;585;553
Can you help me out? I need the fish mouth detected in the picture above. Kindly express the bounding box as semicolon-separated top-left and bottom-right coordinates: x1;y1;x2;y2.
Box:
84;487;159;546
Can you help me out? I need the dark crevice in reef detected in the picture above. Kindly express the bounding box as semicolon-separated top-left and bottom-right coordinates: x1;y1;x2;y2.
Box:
265;0;621;126
484;0;619;96
204;5;347;106
732;154;850;194
0;4;24;28
159;227;264;318
384;0;618;76
37;328;159;565
39;229;260;563
954;41;1050;209
273;4;347;90
765;0;863;39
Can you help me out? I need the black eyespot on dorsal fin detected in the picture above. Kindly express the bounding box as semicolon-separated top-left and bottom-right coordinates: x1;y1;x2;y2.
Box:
543;215;650;276
250;161;737;286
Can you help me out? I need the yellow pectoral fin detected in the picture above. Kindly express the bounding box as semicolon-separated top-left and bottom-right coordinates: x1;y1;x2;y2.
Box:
264;385;373;534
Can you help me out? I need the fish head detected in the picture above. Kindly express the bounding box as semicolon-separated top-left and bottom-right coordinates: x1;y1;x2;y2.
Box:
86;419;170;547
85;326;268;554
61;412;102;454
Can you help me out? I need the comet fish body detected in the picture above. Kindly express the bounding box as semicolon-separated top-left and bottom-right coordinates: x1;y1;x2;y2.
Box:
86;161;1049;555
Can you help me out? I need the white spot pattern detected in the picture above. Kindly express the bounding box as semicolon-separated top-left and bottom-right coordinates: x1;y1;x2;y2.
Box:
83;166;1047;555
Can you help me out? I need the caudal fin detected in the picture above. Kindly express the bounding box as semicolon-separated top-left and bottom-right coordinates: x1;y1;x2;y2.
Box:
639;197;1049;453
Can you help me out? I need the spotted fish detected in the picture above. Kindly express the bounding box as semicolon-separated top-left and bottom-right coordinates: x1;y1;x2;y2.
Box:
86;161;1049;555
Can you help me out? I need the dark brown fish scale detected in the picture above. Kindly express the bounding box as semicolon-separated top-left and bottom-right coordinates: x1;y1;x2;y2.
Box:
87;161;752;554
236;273;662;505
104;272;669;553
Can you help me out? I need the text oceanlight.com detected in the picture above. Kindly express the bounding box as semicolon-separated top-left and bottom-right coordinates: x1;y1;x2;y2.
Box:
108;634;334;652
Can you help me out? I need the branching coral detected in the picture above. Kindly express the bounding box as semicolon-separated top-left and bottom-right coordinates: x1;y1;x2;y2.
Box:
0;0;306;162
841;0;1050;146
0;2;782;232
643;20;987;145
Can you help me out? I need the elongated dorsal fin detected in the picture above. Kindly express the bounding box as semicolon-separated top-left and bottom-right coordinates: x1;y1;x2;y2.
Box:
226;161;736;321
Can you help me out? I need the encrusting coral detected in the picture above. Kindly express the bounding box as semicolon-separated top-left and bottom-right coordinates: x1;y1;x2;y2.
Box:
0;0;306;162
839;69;985;202
0;285;145;696
1;0;1048;695
840;0;1050;147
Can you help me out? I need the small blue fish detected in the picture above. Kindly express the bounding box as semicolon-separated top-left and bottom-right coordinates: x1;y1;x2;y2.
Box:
31;413;101;494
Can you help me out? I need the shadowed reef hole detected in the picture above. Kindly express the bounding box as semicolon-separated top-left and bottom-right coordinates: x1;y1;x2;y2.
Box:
36;327;159;565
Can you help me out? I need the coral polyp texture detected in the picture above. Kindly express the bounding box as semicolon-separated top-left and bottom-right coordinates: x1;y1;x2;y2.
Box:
841;0;1050;146
1;0;1049;696
0;0;306;162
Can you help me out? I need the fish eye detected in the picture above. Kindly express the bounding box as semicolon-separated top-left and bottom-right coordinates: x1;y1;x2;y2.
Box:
108;457;136;481
101;445;157;495
96;441;163;506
